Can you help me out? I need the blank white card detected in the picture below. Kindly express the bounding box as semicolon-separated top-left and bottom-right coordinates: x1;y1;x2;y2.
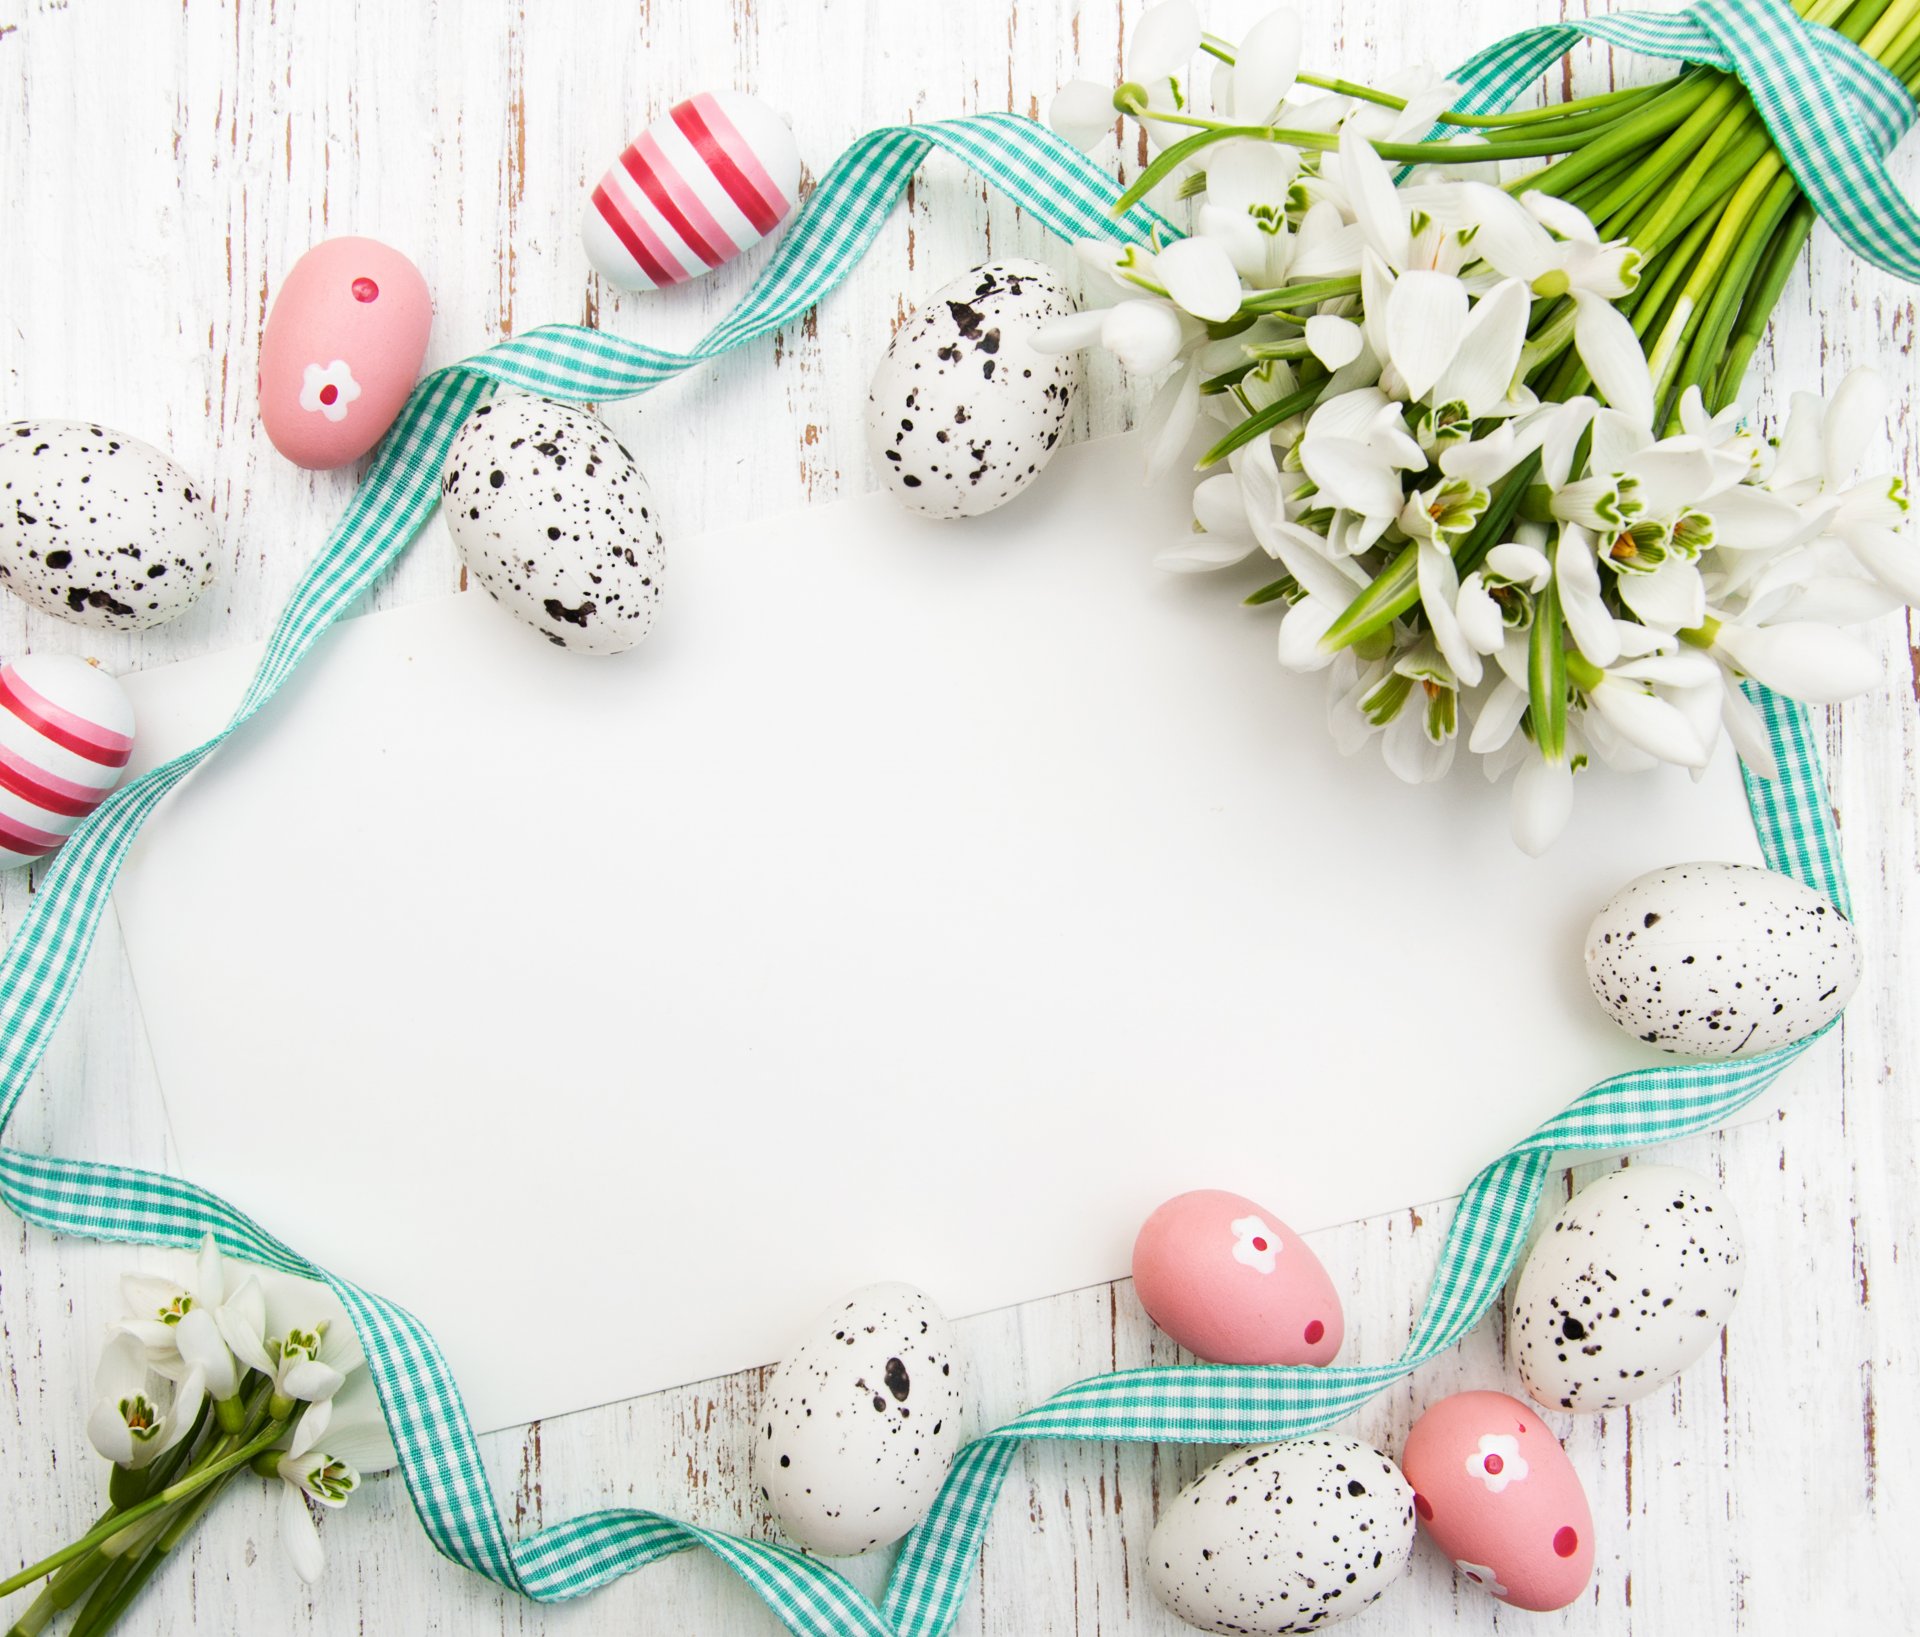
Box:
112;434;1771;1432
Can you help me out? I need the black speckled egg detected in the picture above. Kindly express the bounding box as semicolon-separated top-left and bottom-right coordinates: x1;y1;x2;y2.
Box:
754;1282;963;1556
0;420;218;629
865;259;1078;519
1146;1438;1416;1634
1512;1164;1743;1413
1582;860;1860;1057
441;394;665;655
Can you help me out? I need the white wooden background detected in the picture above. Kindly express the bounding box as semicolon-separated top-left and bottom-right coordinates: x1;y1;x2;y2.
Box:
0;0;1914;1631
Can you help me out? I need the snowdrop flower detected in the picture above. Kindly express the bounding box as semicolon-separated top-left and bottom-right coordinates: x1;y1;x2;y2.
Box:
1212;10;1304;126
1115;0;1206;150
1462;186;1642;300
272;1376;397;1584
87;1333;204;1472
116;1237;247;1413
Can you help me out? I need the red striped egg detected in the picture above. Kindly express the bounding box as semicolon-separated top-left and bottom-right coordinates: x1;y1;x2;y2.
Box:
0;655;135;870
582;91;800;292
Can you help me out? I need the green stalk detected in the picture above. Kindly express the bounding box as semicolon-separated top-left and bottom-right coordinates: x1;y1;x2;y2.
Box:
1196;383;1322;467
1529;571;1570;764
1713;198;1818;404
0;1416;291;1598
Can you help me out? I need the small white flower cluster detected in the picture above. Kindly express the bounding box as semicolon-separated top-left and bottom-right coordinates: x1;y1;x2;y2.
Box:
94;1238;395;1584
1043;2;1915;852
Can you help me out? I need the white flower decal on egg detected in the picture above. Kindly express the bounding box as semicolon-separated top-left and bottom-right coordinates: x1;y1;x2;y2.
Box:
1463;1433;1528;1493
1229;1215;1281;1274
1455;1559;1509;1597
299;360;362;423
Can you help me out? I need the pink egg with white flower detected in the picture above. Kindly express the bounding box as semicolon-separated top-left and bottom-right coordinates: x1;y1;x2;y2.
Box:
259;237;433;470
0;654;134;871
1400;1390;1594;1612
582;91;800;292
1130;1188;1343;1365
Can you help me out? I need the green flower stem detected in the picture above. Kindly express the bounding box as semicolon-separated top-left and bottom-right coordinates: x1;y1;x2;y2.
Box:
67;1466;246;1637
0;1416;291;1598
1529;574;1571;763
1197;382;1323;467
1235;275;1362;317
1713;197;1818;403
1504;73;1717;200
1668;169;1800;421
1585;77;1749;232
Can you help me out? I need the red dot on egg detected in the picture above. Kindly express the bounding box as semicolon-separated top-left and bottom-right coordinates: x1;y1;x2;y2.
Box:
352;276;380;302
1484;1453;1504;1475
1553;1526;1579;1558
1414;1493;1434;1521
319;384;339;406
1251;1237;1268;1252
1304;1319;1325;1345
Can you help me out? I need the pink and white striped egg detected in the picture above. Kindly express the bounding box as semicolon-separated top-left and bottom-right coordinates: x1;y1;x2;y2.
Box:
582;91;800;292
0;654;134;870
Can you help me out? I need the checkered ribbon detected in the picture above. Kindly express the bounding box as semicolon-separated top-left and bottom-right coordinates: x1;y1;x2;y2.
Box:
0;3;1896;1631
1442;0;1920;278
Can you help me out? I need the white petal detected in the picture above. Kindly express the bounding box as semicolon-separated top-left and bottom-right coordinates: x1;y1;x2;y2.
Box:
1589;679;1710;768
1386;270;1468;401
1305;314;1363;370
280;1482;327;1584
1486;540;1550;589
1100;301;1188;372
1289;217;1367;279
94;1330;150;1399
1523;189;1600;244
1588;408;1649;480
1031;309;1108;355
1721;682;1781;779
1231;10;1304;123
1157;536;1259;572
87;1400;137;1467
1419;539;1482;686
1511;754;1573;854
1534;396;1598;490
1843;524;1920;604
1204;139;1299;213
1710;485;1828;551
1301;436;1405;519
1277;596;1340;670
1048;80;1117;151
1822;368;1885;491
1618;558;1706;630
1382;697;1456;783
174;1308;238;1399
216;1278;272;1375
1431;279;1528;417
1470;677;1529;753
282;1360;348;1405
1455;572;1506;654
1456;183;1550;282
1339;127;1410;270
1629;446;1722;518
1142;366;1204;483
1556;527;1620;665
1712;621;1881;703
1572;290;1653;428
1155;236;1244;323
1127;1;1202;82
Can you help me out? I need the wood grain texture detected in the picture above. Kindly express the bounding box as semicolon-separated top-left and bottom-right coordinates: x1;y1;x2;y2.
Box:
0;0;1913;1631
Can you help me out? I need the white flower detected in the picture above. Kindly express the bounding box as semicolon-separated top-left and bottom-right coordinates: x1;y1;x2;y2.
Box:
1049;79;1118;151
1116;0;1204;150
1220;10;1303;125
273;1375;398;1584
1230;1215;1282;1273
1464;1433;1528;1492
299;361;361;424
116;1238;246;1403
1461;184;1642;300
1455;1559;1510;1598
86;1333;204;1471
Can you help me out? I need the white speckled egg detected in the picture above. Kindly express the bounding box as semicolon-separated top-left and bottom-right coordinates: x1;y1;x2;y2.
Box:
442;395;665;655
866;260;1078;518
756;1282;963;1556
1146;1438;1416;1634
1512;1165;1742;1413
0;421;218;629
0;654;134;870
1583;861;1859;1057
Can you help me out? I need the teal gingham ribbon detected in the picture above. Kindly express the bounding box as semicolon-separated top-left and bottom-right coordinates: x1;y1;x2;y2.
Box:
1442;0;1920;278
0;1;1896;1629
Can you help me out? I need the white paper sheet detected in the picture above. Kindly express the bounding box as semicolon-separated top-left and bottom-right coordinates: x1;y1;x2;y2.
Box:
112;434;1771;1431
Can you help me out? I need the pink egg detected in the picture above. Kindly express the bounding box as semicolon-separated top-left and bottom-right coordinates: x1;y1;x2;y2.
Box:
1130;1189;1343;1365
259;237;432;469
582;91;800;292
1401;1390;1595;1612
0;654;134;871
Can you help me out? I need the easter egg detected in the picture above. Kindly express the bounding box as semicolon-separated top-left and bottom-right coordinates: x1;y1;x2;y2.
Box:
259;237;433;469
755;1282;963;1556
1401;1390;1594;1613
1583;860;1860;1057
441;395;666;656
1145;1438;1416;1634
866;260;1078;519
582;91;800;292
1131;1189;1343;1365
0;654;134;870
0;421;218;630
1512;1165;1743;1413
